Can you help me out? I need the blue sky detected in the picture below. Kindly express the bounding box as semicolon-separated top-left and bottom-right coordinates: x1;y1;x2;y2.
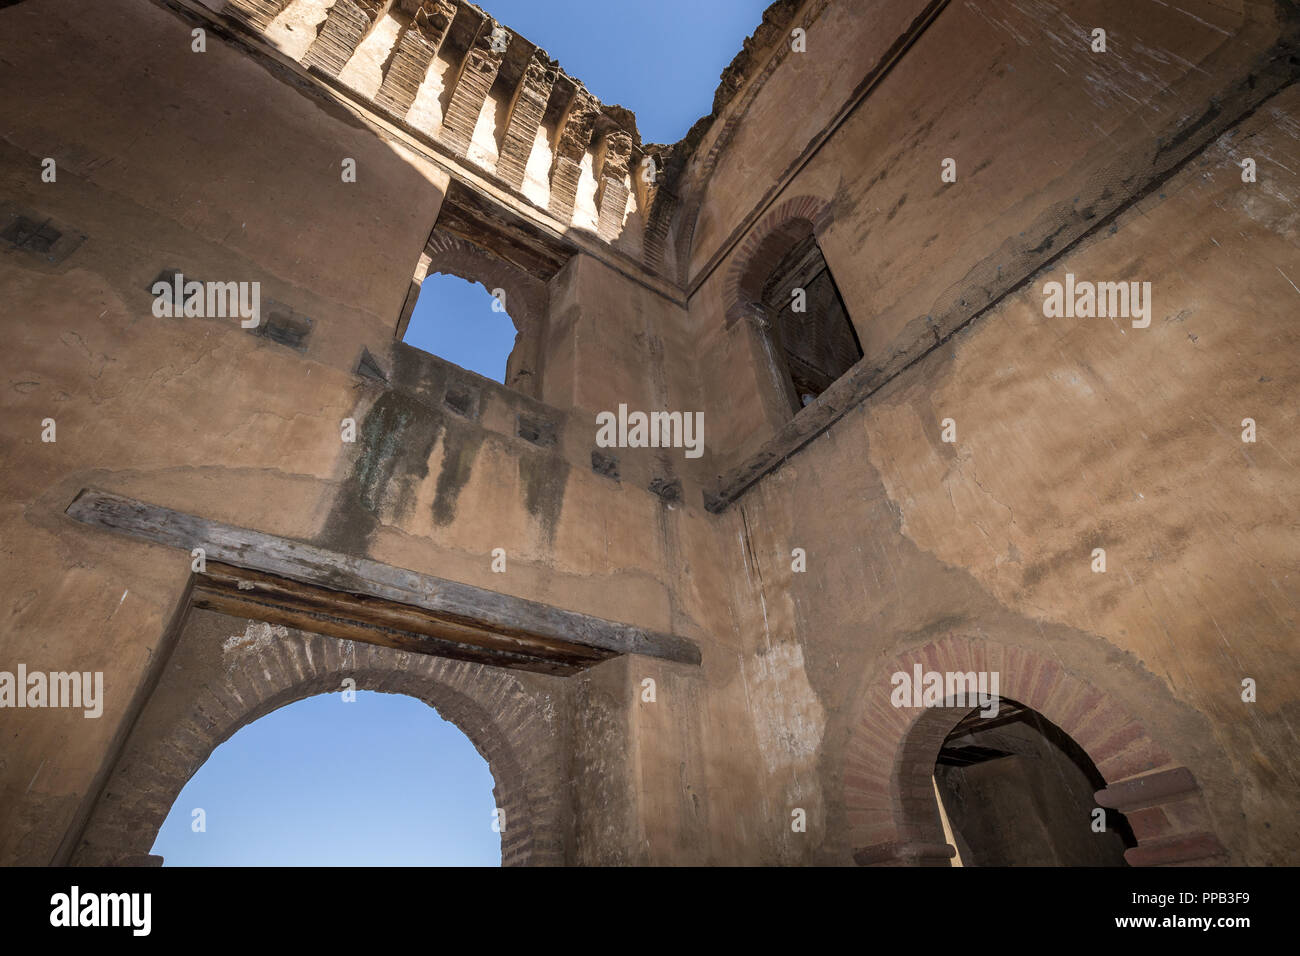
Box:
403;1;775;381
152;691;501;866
404;273;518;382
474;0;772;145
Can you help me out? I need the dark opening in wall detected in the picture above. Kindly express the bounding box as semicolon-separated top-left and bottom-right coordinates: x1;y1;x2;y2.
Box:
2;215;60;252
591;450;619;481
516;413;556;447
1;205;84;264
255;303;313;351
648;476;681;503
760;235;862;412
443;382;480;420
932;699;1136;866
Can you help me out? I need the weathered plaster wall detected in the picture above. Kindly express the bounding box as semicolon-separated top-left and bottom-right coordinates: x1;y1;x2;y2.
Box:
663;84;1300;864
2;0;1296;869
691;0;1292;470
683;0;932;279
0;0;718;865
540;254;698;431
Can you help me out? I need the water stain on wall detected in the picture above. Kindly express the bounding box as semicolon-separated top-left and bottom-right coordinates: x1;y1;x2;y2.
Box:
319;388;440;552
432;416;484;526
518;445;569;544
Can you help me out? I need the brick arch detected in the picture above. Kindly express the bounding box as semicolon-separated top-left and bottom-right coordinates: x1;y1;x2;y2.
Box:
418;228;549;395
843;637;1229;867
422;228;547;335
72;622;566;866
723;194;834;327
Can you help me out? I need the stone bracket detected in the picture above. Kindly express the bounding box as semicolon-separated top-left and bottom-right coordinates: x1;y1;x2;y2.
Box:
302;0;388;78
496;50;557;190
374;1;457;118
440;17;507;157
225;0;292;32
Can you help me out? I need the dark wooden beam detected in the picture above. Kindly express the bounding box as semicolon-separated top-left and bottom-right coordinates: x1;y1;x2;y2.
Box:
194;563;608;675
66;488;701;671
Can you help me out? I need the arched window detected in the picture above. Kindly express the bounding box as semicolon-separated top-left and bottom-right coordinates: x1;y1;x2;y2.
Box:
394;228;549;397
760;229;862;412
726;199;862;420
402;273;518;384
150;691;500;866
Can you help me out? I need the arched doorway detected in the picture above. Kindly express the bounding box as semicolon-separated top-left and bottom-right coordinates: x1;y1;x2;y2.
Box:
71;609;567;866
931;697;1133;865
149;690;502;865
844;637;1231;867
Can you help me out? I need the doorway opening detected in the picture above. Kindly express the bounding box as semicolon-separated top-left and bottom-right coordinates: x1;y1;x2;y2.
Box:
931;698;1135;866
149;690;501;866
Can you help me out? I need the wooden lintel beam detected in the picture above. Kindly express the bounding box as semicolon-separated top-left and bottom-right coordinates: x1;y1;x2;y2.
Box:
192;590;586;675
194;561;609;675
66;488;702;669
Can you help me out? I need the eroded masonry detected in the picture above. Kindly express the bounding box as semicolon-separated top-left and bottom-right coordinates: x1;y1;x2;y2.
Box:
2;0;1298;865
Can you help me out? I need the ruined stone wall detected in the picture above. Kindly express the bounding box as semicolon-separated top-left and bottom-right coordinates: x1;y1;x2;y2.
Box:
2;0;1297;868
0;0;707;865
690;0;1294;470
656;1;1300;864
